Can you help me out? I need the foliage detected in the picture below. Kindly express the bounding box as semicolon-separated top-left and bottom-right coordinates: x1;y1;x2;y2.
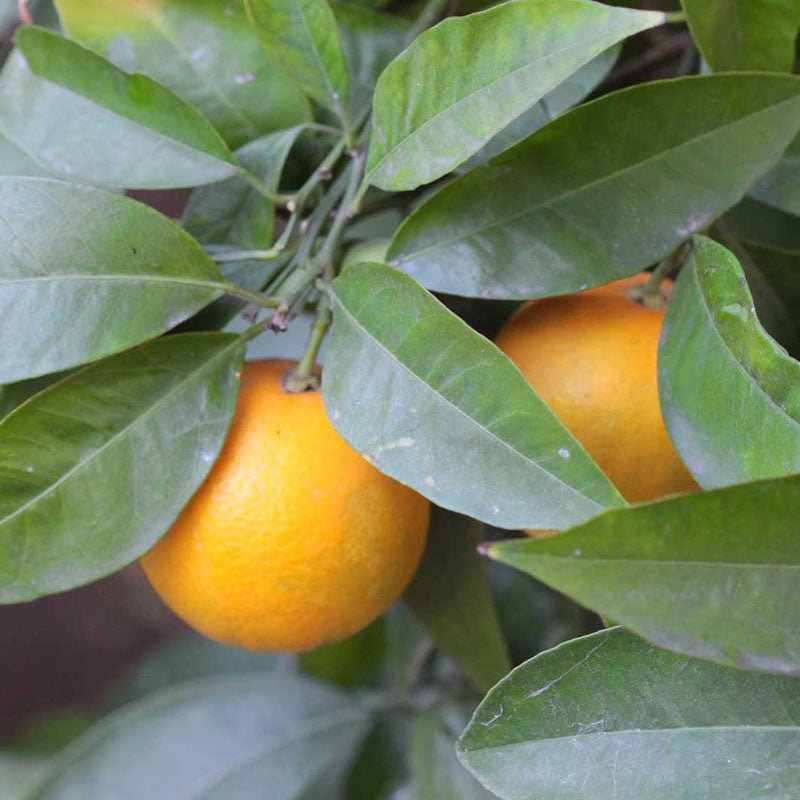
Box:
1;0;799;797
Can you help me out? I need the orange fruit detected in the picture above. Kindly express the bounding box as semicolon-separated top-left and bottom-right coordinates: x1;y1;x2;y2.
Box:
141;359;430;652
495;273;697;510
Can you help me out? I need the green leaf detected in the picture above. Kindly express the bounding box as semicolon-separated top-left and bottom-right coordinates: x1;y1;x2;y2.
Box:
389;73;800;300
108;632;292;708
184;125;312;250
407;709;496;799
459;44;619;171
365;0;664;190
0;131;51;178
300;620;386;688
0;333;244;603
245;0;351;123
54;0;311;149
659;235;800;487
485;474;800;675
681;0;800;72
25;674;371;799
322;262;625;530
458;627;800;800
0;178;231;383
0;755;48;800
3;29;238;189
726;196;800;252
750;130;800;216
335;2;409;116
404;507;511;692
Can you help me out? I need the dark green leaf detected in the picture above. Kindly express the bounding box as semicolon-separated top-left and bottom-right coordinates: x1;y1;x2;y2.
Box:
0;178;231;383
389;73;800;299
184;125;312;250
245;0;351;123
751;130;800;216
322;262;625;530
726;196;800;252
25;674;371;799
366;0;663;190
744;244;800;327
486;474;800;675
4;29;237;188
407;709;496;799
335;2;409;116
54;0;311;149
0;333;243;603
659;235;800;487
460;45;620;170
404;507;510;692
459;627;800;800
681;0;800;72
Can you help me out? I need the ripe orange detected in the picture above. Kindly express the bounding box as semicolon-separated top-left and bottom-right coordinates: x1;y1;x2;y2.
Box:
141;359;430;652
495;273;697;508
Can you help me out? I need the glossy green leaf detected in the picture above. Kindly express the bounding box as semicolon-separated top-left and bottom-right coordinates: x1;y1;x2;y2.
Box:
246;0;350;122
389;73;800;300
0;333;244;603
407;709;496;800
2;29;238;189
54;0;310;149
366;0;664;190
681;0;800;72
458;627;800;800
335;2;409;115
750;131;800;216
659;235;800;487
0;178;231;383
25;674;371;799
485;474;800;675
726;196;800;252
322;262;625;530
404;507;511;692
460;45;619;170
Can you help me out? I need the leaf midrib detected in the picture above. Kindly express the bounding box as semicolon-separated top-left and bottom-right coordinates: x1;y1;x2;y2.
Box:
0;337;241;540
460;723;800;756
498;552;800;569
334;286;616;516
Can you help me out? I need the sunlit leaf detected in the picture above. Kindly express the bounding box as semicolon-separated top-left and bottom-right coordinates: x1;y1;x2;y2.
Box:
366;0;663;190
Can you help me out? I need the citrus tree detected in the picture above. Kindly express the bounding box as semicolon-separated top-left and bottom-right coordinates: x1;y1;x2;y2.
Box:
1;0;799;797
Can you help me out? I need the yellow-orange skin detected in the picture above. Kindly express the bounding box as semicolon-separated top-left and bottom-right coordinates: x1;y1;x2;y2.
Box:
141;360;430;653
495;274;697;514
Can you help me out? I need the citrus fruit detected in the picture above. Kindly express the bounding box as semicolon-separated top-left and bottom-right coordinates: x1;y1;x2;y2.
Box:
141;359;430;652
495;273;697;507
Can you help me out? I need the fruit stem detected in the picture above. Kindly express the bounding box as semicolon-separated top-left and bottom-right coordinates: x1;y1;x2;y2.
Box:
283;294;332;393
630;240;691;309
